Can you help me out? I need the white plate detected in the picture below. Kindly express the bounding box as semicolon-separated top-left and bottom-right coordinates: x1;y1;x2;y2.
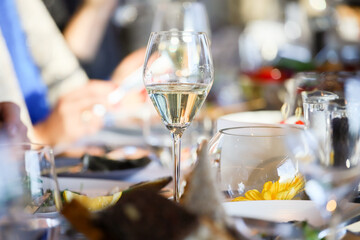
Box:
224;200;340;228
217;111;283;131
57;177;131;196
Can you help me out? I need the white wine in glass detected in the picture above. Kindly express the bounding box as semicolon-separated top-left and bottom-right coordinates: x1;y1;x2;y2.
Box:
143;31;213;202
147;83;209;131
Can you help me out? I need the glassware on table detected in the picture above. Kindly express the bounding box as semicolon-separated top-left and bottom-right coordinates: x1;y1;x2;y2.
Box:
0;143;62;239
301;90;339;147
282;71;357;122
143;31;214;202
152;1;211;39
282;71;320;122
143;103;172;149
143;99;210;169
287;75;360;239
209;125;305;201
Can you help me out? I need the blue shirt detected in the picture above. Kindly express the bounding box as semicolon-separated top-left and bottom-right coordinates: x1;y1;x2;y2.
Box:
0;0;50;124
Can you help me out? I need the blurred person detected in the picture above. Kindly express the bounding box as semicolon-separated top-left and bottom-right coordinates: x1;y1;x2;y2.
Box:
0;102;28;142
0;0;119;146
32;81;117;146
61;0;118;64
44;0;129;79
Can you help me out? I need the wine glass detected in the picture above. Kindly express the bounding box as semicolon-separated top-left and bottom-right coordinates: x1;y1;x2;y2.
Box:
143;31;214;202
143;1;212;166
287;73;360;239
0;142;62;239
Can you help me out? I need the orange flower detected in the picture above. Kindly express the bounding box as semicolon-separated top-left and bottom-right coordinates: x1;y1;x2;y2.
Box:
232;174;305;201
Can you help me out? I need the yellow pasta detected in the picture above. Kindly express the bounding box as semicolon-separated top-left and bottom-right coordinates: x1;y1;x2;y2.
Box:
232;175;305;202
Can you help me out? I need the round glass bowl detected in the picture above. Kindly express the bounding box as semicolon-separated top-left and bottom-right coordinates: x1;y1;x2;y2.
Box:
209;125;305;200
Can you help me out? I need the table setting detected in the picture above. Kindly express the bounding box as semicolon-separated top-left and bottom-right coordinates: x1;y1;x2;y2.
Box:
2;42;360;240
3;1;360;240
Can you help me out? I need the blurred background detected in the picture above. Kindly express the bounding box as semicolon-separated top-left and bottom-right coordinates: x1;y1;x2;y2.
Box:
39;0;360;163
44;0;360;111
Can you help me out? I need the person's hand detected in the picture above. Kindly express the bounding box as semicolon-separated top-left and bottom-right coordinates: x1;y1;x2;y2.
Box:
33;80;117;146
111;48;146;84
0;102;28;141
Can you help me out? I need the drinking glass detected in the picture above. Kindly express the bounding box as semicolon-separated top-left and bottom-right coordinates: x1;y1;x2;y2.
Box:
283;71;357;122
145;1;212;167
282;71;321;122
301;90;339;147
287;74;360;239
0;143;62;239
143;31;214;201
209;125;304;200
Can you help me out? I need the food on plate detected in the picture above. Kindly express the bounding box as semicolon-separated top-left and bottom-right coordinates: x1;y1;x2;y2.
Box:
62;176;173;212
61;140;245;240
107;176;173;198
232;174;305;201
124;176;172;193
63;189;239;240
63;190;122;211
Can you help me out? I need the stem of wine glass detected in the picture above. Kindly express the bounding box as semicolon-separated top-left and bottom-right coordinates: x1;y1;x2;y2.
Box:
171;132;182;202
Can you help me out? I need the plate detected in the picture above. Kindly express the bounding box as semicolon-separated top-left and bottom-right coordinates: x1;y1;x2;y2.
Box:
224;200;360;232
217;111;283;131
57;177;131;196
55;155;151;180
224;200;324;227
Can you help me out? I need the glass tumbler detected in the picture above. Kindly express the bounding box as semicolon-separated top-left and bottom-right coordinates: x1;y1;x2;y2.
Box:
301;90;339;148
209;125;304;200
0;143;62;239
